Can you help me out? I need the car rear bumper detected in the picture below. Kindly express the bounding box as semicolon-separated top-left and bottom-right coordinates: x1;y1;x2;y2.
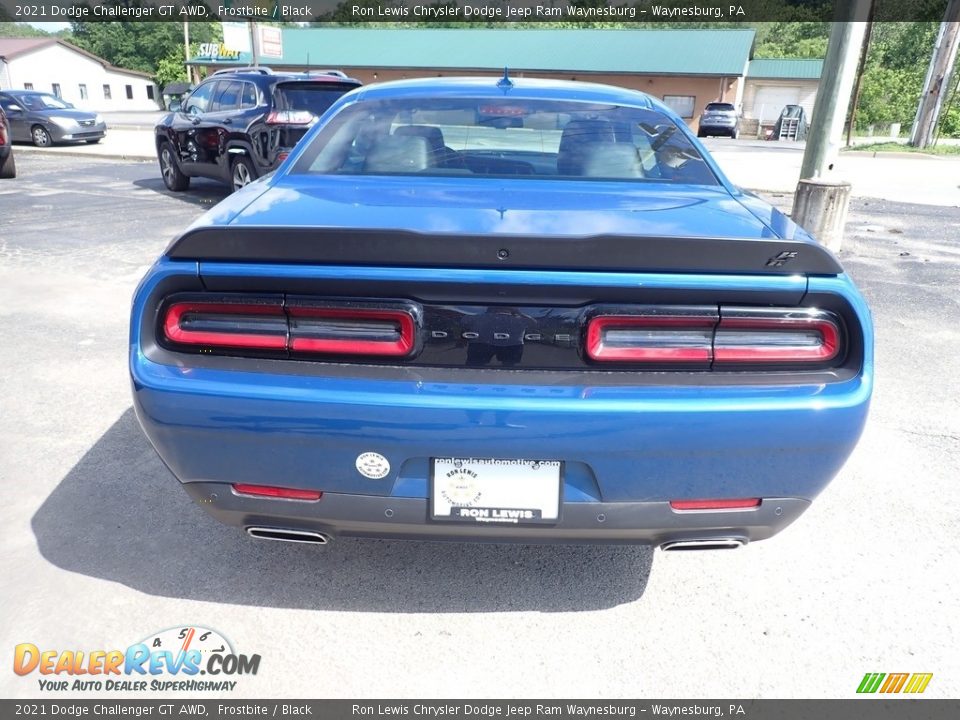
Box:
132;344;870;547
183;481;811;547
699;124;737;134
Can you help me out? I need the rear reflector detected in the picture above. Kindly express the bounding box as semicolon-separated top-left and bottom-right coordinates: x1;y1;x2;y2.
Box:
670;498;761;511
232;484;323;501
163;301;287;349
288;306;415;357
586;313;715;363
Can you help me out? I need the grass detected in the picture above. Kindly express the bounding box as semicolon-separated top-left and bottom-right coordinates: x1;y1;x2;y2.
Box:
844;141;960;156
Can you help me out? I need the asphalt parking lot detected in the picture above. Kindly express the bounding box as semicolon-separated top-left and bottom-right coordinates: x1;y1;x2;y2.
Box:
1;153;958;698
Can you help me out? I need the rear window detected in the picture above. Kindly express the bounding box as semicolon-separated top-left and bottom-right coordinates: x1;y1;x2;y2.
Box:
292;97;719;185
273;82;357;118
705;103;736;112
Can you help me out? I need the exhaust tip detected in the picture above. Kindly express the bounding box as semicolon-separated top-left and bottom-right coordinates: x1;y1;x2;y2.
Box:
661;538;745;551
246;527;330;545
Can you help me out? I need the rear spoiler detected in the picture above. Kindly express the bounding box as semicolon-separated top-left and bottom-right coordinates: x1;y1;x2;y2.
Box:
166;227;843;275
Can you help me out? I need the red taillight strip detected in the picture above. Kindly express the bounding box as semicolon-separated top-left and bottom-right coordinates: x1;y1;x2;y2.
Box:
670;498;761;511
288;307;416;357
586;315;715;362
232;484;323;501
713;315;840;363
163;302;287;349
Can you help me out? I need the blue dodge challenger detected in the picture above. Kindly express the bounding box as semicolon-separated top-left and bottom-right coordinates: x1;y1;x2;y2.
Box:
131;78;872;549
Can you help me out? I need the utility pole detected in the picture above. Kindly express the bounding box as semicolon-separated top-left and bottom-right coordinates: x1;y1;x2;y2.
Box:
909;0;960;148
799;10;869;179
249;21;260;67
846;1;876;148
183;21;192;83
792;2;869;252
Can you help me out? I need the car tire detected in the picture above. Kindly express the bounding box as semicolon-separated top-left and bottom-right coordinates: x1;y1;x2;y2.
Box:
158;142;190;192
230;155;256;192
0;152;15;179
86;138;102;145
31;125;52;148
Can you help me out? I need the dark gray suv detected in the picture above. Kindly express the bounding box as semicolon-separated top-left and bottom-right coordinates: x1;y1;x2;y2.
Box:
697;102;740;139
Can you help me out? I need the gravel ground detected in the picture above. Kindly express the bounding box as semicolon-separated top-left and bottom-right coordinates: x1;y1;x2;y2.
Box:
0;154;957;699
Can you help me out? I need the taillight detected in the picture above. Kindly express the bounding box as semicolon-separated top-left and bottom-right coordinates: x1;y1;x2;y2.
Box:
160;296;418;359
232;483;322;501
162;299;287;349
266;110;315;125
277;151;290;162
585;307;843;368
670;498;761;511
288;304;416;358
586;313;715;363
714;308;840;364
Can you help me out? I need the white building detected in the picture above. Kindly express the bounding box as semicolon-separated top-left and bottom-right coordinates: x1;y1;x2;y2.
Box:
742;58;823;125
0;37;160;112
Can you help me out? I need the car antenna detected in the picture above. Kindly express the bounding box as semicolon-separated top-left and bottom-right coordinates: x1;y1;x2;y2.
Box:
497;67;513;90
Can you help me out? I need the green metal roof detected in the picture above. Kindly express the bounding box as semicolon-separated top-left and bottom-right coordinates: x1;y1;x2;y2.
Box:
747;58;824;80
191;28;756;77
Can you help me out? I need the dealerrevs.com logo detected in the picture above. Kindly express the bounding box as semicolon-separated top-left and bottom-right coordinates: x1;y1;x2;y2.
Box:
13;626;260;692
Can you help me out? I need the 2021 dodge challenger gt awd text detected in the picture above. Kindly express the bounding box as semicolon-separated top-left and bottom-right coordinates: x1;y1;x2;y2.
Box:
131;78;872;550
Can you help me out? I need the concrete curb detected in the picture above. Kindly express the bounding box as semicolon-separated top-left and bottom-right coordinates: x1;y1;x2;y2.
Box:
14;145;154;161
842;149;949;160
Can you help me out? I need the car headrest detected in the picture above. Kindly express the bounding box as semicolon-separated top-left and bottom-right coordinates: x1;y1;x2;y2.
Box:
393;125;446;152
363;135;431;173
557;119;617;175
580;143;645;179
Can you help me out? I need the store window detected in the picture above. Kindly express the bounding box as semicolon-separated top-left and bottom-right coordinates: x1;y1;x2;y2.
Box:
662;95;696;119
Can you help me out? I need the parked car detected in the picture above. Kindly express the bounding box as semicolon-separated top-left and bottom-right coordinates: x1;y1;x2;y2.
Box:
0;90;106;146
154;67;361;193
0;106;15;178
131;77;873;549
697;102;740;138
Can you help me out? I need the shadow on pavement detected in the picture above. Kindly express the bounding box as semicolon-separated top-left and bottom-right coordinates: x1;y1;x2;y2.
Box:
133;176;229;208
32;409;654;613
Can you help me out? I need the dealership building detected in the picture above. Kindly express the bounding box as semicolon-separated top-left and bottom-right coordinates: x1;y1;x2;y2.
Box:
188;28;823;128
0;37;160;112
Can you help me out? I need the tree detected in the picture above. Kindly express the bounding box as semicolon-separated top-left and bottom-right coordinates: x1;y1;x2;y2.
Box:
67;20;221;90
68;21;220;76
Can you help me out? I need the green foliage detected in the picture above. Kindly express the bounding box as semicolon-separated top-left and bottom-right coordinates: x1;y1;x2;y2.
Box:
155;53;189;92
855;23;937;133
0;22;51;38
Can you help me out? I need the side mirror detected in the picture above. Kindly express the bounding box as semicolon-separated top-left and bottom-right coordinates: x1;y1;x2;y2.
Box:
7;104;23;114
168;100;182;112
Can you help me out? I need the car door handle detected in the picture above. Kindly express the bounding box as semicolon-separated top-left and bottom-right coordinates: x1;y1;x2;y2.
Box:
222;118;232;125
191;117;201;125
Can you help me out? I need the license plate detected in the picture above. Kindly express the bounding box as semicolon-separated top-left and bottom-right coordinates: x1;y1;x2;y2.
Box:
431;457;562;525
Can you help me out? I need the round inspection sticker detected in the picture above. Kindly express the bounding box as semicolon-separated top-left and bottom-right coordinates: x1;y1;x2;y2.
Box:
356;452;391;479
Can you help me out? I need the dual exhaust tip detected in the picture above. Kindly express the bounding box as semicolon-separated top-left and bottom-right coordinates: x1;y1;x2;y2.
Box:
246;527;745;551
246;527;330;545
660;538;745;551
